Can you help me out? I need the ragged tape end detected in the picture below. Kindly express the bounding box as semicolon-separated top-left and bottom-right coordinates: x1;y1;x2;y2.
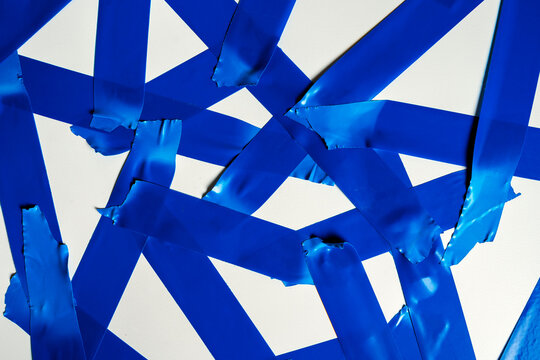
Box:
70;125;133;156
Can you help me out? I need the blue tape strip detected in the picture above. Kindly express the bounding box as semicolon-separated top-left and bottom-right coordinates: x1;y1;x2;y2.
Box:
303;238;402;359
291;0;483;109
0;0;71;62
72;120;181;359
443;0;540;265
4;272;145;359
388;306;422;360
392;240;475;359
91;0;151;131
0;53;62;298
21;206;85;359
212;0;296;86
500;278;540;359
143;238;275;359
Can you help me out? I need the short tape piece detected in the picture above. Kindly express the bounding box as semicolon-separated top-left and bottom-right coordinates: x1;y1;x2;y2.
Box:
212;0;296;86
91;0;151;131
303;238;402;359
443;0;540;265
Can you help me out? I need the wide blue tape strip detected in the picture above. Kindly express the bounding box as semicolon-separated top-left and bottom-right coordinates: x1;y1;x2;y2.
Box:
303;239;402;359
21;206;85;359
499;278;540;359
143;238;275;360
4;273;145;359
291;0;483;109
392;240;475;359
212;0;296;86
443;0;540;265
0;0;71;62
72;120;182;359
0;53;62;298
91;0;151;131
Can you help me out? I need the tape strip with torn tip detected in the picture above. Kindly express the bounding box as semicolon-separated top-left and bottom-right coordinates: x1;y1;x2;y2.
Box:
91;0;151;131
443;0;540;265
212;0;296;87
3;229;146;359
0;0;71;62
499;277;540;359
71;119;182;359
303;238;402;359
22;206;85;359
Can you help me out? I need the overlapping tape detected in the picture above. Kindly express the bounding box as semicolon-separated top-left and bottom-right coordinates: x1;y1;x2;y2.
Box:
1;0;539;359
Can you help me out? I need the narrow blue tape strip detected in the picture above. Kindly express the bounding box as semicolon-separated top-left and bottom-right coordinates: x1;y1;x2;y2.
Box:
500;278;540;359
443;0;540;265
92;0;151;131
212;0;296;86
388;306;422;360
143;238;275;359
392;240;475;359
0;0;71;62
291;0;483;109
21;206;85;359
4;273;146;359
0;53;62;298
72;120;181;359
303;238;402;359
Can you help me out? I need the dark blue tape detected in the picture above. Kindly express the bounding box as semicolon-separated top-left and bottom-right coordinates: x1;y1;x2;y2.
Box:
4;272;145;359
499;278;540;359
143;238;275;359
0;0;70;62
290;155;334;186
0;53;62;298
212;0;296;86
71;120;181;359
291;0;483;109
443;0;540;265
303;239;402;359
21;206;85;359
392;240;475;359
92;0;151;131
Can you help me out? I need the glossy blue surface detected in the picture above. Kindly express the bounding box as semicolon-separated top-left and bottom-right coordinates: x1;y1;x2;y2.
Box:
213;0;296;86
443;0;540;265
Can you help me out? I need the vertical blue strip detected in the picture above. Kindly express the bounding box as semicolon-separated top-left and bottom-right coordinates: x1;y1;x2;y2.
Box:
22;206;85;360
443;0;540;265
92;0;151;131
212;0;296;86
303;238;402;359
0;53;62;298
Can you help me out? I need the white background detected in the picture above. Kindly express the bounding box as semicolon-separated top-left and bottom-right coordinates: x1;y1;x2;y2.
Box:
1;0;539;358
